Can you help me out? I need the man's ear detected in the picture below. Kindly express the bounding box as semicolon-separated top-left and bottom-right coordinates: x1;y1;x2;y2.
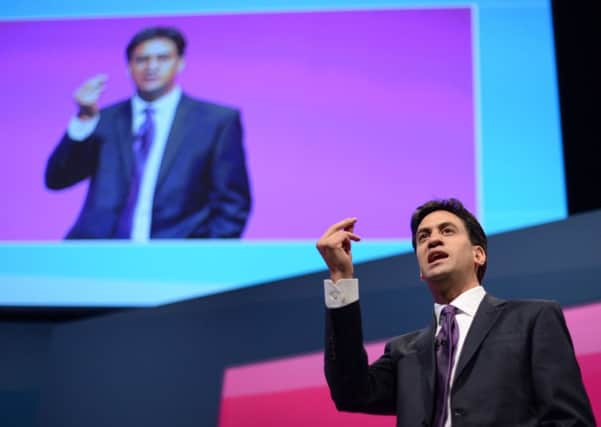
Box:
473;245;486;267
177;58;186;73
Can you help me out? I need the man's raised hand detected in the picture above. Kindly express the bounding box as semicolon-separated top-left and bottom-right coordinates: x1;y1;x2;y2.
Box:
316;218;361;283
74;74;108;119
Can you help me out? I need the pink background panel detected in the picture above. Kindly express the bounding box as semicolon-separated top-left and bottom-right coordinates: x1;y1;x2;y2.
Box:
219;302;601;426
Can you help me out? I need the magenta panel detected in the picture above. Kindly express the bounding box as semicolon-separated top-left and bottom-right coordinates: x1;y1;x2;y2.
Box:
0;8;475;239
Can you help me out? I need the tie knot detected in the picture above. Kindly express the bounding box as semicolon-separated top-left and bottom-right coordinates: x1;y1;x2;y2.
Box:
143;107;154;117
440;305;457;322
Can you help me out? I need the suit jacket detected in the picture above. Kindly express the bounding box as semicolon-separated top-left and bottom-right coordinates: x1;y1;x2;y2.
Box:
45;94;251;239
324;294;595;426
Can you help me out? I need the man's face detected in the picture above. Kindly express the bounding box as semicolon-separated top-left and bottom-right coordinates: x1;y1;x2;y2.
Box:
415;210;485;284
128;37;183;99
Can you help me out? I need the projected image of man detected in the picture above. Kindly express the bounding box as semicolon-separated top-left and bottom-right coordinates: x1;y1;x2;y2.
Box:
45;26;251;240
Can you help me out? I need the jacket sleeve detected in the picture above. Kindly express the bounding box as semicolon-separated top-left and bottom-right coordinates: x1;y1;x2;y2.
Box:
45;132;100;190
324;301;396;415
531;302;595;426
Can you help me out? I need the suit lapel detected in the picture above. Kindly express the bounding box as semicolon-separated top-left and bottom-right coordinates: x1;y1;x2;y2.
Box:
116;102;134;180
454;294;506;382
415;322;436;421
156;95;192;186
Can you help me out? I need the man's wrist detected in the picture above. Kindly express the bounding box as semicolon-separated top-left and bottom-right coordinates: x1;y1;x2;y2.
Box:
68;114;100;141
330;271;353;283
77;105;99;119
324;278;359;308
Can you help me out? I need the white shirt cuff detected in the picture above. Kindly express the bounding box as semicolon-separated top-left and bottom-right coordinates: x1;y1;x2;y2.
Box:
67;115;100;141
324;278;359;308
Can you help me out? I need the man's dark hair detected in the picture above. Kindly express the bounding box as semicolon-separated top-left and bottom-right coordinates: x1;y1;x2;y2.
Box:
410;198;488;282
126;26;186;61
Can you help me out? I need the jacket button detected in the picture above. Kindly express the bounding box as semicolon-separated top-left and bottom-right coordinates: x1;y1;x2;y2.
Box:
453;408;466;417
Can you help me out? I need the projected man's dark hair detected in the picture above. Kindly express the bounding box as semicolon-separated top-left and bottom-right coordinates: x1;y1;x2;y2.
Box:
126;26;186;61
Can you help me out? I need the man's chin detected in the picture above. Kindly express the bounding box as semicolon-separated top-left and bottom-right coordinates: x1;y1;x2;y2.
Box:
137;85;170;101
423;268;451;284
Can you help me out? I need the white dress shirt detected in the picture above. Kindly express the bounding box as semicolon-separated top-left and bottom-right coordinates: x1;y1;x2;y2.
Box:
67;86;183;241
324;278;486;427
434;285;485;427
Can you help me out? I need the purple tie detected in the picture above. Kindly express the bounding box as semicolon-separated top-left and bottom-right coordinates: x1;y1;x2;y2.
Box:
115;107;155;238
433;305;459;427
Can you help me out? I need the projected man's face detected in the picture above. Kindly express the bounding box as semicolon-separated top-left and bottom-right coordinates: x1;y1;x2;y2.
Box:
128;37;184;101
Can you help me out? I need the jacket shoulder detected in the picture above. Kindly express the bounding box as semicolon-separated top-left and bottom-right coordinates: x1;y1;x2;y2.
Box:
502;298;561;313
100;99;130;112
97;99;130;121
386;326;431;356
180;94;240;119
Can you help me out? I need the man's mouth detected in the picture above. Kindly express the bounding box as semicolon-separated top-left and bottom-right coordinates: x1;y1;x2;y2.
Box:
428;251;449;264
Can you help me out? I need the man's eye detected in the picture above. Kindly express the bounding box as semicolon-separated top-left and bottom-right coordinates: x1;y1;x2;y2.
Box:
442;228;454;234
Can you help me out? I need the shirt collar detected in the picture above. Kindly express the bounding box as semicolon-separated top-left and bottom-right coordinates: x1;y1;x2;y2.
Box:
132;85;182;115
434;285;486;325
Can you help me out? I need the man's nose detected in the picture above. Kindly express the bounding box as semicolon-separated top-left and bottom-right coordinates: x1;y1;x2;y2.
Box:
427;235;443;248
146;57;159;69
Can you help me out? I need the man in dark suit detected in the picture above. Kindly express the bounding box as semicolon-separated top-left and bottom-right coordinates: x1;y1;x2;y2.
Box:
316;199;594;426
45;26;251;240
